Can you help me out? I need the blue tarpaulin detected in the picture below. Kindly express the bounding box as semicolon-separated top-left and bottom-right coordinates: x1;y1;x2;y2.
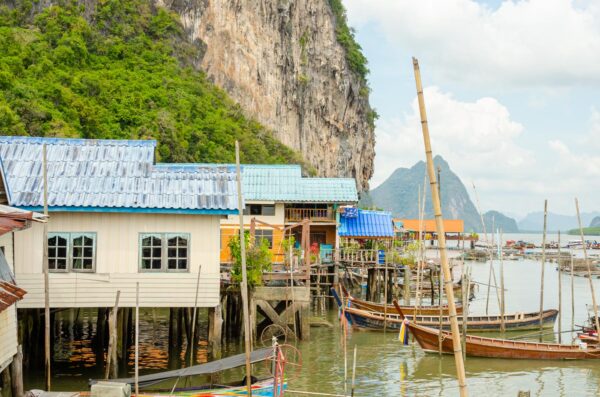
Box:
338;209;394;238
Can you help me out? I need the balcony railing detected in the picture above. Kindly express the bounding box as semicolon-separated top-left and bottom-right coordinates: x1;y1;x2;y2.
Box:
285;207;334;222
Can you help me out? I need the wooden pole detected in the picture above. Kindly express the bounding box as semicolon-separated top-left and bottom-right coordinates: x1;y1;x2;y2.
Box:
190;265;202;367
42;143;51;392
105;290;121;379
557;231;562;343
575;198;600;343
570;248;575;333
383;251;388;333
135;282;139;397
350;345;357;397
235;141;253;396
499;229;505;333
539;200;548;334
412;57;467;396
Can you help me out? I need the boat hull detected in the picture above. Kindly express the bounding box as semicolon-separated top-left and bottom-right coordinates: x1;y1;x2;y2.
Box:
407;322;600;360
340;286;463;316
344;306;557;332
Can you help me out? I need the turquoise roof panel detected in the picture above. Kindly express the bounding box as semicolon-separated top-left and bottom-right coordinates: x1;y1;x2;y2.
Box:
157;163;358;203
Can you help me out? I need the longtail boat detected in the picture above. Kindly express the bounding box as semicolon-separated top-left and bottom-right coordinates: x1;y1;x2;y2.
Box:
404;317;600;360
333;289;557;332
340;285;463;316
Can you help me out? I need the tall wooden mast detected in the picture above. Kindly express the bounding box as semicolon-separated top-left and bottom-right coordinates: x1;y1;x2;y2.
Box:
412;57;468;396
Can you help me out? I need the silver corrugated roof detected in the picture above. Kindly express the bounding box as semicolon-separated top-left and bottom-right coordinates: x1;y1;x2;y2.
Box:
0;137;238;213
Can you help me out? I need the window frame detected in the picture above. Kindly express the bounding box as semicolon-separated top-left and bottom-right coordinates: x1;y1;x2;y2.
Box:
138;232;190;273
47;232;97;273
254;229;274;249
243;204;276;216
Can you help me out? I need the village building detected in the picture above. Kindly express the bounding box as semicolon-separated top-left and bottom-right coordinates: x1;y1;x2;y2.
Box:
216;164;358;264
0;205;45;396
0;136;238;310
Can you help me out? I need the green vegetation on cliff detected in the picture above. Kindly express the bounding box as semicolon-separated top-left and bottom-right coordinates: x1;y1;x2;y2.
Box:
328;0;369;82
0;1;302;164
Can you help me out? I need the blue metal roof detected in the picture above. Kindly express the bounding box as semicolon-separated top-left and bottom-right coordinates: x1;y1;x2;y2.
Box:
165;163;358;203
338;209;394;238
0;136;238;214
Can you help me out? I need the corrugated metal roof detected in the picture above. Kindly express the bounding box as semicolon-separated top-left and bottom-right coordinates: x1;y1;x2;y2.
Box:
167;163;358;203
0;137;238;213
338;209;394;238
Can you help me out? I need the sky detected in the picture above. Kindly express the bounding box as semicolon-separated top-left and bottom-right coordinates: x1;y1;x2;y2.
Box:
344;0;600;218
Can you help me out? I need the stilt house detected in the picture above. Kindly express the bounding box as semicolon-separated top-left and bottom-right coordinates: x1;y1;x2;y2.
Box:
215;164;358;264
0;136;238;309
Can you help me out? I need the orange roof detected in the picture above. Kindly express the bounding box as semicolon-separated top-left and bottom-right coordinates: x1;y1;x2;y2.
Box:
396;219;464;233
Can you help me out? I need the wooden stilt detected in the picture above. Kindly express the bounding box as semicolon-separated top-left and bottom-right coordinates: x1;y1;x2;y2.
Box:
500;230;505;333
105;291;121;379
10;345;23;397
208;305;223;360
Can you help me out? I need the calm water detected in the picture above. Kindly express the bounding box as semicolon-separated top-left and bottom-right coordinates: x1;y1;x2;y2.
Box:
23;244;600;396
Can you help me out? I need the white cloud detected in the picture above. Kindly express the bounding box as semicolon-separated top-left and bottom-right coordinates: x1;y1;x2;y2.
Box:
372;87;532;188
345;0;600;88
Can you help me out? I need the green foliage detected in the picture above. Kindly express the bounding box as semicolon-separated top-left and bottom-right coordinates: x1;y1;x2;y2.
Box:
228;231;272;287
0;1;303;165
567;227;600;236
327;0;369;81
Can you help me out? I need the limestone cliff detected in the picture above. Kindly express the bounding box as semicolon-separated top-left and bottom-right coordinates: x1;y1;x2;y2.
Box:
158;0;375;190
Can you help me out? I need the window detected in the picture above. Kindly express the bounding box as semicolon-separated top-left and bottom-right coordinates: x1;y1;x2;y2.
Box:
48;233;96;272
140;233;189;271
255;229;273;249
243;204;275;216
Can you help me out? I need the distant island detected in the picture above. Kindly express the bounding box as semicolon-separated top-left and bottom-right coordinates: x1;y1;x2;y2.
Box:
567;227;600;236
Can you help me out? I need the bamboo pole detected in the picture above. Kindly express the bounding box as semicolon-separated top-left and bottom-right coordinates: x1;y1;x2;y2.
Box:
412;57;467;396
383;251;388;333
557;231;562;343
235;141;253;396
570;249;575;333
350;345;357;397
135;282;139;397
414;186;423;315
189;265;202;367
575;198;600;343
499;229;505;333
472;183;499;315
539;200;548;335
42;144;51;392
105;290;121;379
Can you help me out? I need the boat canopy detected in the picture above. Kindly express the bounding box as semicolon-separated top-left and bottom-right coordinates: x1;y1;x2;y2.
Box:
92;347;275;388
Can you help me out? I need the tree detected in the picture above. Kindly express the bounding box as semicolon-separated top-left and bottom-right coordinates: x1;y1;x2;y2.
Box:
228;231;272;287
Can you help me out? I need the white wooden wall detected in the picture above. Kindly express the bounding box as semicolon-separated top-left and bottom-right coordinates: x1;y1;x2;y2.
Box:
0;306;17;367
14;212;222;308
0;233;17;368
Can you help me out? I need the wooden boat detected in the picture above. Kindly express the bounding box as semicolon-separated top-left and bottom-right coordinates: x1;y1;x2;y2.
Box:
340;285;463;316
404;318;600;360
30;346;287;396
333;289;557;332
